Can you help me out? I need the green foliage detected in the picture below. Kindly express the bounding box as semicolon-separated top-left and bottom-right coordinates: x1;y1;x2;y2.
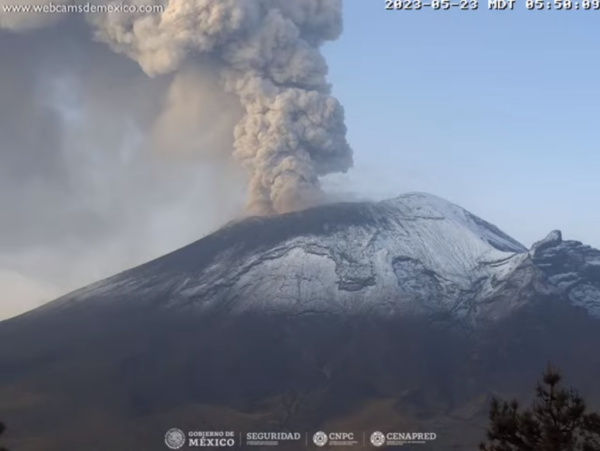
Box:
480;365;600;451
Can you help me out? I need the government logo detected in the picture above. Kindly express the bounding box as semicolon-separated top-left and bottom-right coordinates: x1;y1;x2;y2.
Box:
245;432;303;446
313;431;328;447
312;431;358;447
165;428;186;450
369;431;437;447
370;431;386;447
188;431;236;447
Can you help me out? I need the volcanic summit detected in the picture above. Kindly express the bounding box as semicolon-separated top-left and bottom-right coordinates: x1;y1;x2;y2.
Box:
1;192;600;451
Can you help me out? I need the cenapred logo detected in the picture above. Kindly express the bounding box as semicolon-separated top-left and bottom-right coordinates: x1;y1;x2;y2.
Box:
370;431;386;447
370;431;437;447
313;431;328;447
165;428;186;450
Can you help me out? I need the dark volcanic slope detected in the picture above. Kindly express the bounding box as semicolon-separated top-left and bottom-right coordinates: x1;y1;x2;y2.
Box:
1;193;599;451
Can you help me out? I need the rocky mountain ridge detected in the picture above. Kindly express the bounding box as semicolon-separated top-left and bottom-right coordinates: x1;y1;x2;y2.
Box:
31;192;600;325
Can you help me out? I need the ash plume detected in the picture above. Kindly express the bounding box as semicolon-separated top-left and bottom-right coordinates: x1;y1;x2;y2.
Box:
2;0;353;215
0;0;352;318
95;0;353;214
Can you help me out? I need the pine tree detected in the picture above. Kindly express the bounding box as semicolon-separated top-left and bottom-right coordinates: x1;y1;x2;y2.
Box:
480;365;600;451
0;421;8;451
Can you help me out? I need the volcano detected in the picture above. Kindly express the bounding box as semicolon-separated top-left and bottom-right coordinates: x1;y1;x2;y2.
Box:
1;192;600;451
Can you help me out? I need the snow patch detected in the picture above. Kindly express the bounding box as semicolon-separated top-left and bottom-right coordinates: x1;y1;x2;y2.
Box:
36;192;600;324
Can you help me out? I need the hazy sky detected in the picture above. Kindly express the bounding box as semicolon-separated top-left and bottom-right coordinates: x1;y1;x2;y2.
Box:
0;2;598;320
323;3;600;250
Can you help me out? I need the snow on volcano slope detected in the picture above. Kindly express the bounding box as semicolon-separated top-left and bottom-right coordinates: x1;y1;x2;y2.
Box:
33;193;599;323
529;230;600;317
36;193;527;319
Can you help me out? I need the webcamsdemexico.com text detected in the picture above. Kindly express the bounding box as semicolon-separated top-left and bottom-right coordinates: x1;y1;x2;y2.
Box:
2;2;164;14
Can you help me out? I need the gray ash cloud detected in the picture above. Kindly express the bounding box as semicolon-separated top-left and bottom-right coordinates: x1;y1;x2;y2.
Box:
0;0;352;318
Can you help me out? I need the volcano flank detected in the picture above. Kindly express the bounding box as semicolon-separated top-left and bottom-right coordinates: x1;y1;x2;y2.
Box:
1;193;600;450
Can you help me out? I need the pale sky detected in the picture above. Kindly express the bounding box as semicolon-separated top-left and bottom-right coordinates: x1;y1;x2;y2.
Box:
323;3;600;250
0;3;598;320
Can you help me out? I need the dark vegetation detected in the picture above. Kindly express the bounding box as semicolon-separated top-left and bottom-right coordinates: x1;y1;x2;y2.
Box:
480;366;600;451
0;421;8;451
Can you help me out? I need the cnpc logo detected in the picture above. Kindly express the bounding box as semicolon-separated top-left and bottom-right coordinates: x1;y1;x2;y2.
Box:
313;431;356;446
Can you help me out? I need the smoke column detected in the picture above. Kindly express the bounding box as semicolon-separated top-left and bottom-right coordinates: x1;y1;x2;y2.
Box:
100;0;354;214
1;0;353;215
0;0;352;318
